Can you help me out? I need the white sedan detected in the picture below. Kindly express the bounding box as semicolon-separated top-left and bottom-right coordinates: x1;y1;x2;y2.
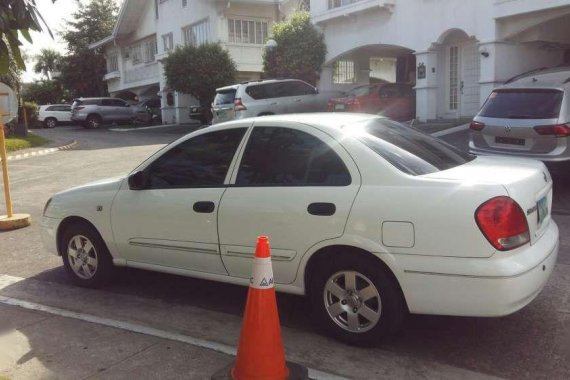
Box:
40;113;559;346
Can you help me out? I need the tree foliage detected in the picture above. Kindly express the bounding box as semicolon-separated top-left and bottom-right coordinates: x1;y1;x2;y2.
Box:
0;55;22;90
23;79;66;104
33;48;62;80
263;11;326;85
163;43;237;106
0;0;55;74
58;0;118;98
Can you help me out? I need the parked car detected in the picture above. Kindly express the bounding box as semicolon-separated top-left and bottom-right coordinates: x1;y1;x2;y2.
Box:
211;79;338;124
132;98;162;124
327;83;416;121
41;113;558;346
469;67;570;163
71;97;134;128
38;104;72;128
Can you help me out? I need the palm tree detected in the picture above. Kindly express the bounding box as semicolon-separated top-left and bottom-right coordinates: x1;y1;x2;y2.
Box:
33;48;62;80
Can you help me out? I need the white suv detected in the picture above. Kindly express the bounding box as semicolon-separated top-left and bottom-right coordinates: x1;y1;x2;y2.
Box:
38;104;72;128
212;79;337;124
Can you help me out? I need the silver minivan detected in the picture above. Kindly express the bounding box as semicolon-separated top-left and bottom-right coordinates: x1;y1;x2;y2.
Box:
469;68;570;163
211;79;334;124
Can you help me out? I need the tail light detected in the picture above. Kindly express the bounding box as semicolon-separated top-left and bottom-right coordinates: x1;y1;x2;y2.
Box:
469;121;485;131
533;124;570;137
73;106;85;112
475;196;530;251
234;98;247;112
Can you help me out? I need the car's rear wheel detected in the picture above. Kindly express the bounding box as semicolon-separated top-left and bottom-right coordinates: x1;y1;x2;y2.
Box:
61;222;113;287
85;114;102;129
44;117;57;128
309;252;406;346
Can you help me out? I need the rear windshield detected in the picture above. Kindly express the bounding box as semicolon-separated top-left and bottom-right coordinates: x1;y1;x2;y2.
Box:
346;119;474;175
214;90;236;106
347;86;373;97
479;89;563;119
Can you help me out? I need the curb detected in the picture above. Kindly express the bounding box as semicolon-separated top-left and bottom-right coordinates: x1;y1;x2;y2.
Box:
109;123;202;132
5;140;78;161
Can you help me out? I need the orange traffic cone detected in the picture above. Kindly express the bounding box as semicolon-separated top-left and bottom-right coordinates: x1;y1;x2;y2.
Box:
231;236;289;380
212;236;307;380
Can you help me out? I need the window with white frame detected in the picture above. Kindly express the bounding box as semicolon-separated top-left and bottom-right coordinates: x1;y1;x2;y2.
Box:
228;18;269;45
131;44;142;64
144;38;157;63
333;60;355;83
108;54;118;72
183;19;210;47
162;33;173;52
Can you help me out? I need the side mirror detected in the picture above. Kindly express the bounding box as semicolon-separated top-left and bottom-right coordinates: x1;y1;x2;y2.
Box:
128;171;148;190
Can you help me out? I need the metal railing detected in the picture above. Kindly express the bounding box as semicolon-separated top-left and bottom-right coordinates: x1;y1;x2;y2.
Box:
328;0;363;9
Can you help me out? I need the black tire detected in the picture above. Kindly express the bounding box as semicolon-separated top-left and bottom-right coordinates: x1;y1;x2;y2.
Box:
309;252;406;346
85;114;102;129
60;221;114;288
44;117;58;128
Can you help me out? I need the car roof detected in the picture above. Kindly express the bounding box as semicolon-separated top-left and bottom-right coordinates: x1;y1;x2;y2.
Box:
216;79;308;92
210;112;384;132
500;67;570;90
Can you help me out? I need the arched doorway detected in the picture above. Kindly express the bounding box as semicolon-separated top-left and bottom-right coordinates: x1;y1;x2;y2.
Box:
436;29;480;118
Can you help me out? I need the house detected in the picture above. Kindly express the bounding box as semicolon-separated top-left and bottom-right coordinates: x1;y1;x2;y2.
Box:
311;0;570;121
91;0;303;124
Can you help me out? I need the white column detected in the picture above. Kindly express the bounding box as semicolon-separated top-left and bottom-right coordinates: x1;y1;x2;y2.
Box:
318;66;334;92
414;50;438;121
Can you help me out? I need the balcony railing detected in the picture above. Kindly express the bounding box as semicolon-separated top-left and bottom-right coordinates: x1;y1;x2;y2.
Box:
124;62;159;84
328;0;363;9
315;0;395;24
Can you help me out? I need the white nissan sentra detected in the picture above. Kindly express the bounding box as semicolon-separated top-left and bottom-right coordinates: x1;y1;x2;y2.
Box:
41;113;559;346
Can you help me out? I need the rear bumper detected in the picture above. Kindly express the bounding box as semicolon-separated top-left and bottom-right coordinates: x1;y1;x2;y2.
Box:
469;136;570;162
395;220;559;317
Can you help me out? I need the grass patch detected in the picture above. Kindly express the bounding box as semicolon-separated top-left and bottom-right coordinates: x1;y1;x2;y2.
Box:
4;134;50;152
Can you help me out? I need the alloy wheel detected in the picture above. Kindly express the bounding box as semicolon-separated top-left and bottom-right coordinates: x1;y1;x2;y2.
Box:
67;234;98;279
323;270;382;333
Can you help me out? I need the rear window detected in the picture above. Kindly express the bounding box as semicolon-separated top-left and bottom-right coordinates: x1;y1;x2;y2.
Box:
347;86;373;97
479;89;563;119
347;118;474;175
214;90;236;106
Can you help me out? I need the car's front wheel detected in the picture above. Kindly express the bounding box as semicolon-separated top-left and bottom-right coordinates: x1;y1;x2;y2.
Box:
61;222;114;287
44;117;57;128
310;252;406;346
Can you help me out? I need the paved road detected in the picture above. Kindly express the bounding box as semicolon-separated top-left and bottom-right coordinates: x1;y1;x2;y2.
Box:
1;124;569;379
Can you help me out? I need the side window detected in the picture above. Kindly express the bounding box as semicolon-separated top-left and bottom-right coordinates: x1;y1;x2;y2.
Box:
62;106;72;112
46;106;56;111
379;85;400;98
101;99;113;106
236;127;351;186
111;99;128;107
290;81;316;96
147;128;246;189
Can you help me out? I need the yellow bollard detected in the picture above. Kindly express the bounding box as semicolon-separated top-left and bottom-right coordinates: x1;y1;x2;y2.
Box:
0;108;31;231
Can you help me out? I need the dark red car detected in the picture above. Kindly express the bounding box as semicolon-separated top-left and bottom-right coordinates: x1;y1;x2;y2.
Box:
327;83;416;121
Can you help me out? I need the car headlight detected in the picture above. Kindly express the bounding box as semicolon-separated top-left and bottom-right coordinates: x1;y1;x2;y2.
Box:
43;198;52;216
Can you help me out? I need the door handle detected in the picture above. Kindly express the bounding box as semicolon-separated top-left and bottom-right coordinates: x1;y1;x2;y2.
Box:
193;201;215;213
308;202;336;216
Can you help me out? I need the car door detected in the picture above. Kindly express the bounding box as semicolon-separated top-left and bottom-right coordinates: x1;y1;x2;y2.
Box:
285;80;320;113
112;99;132;121
218;121;361;284
110;126;249;274
57;105;72;122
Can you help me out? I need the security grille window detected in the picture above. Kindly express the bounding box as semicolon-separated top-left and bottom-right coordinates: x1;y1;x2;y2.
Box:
162;33;173;52
333;60;355;84
328;0;362;9
449;46;459;110
183;19;210;47
236;127;351;186
148;128;247;189
131;44;142;64
108;54;118;72
144;38;157;62
228;18;268;45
